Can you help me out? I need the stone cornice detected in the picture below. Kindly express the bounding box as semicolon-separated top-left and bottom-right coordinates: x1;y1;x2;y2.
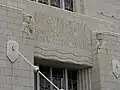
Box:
34;42;93;67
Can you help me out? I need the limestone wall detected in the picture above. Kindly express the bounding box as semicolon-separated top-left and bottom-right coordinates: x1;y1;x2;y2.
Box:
0;4;34;90
0;0;118;90
84;0;120;33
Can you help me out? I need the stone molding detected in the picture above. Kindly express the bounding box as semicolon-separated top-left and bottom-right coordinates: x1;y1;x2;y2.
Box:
34;42;93;67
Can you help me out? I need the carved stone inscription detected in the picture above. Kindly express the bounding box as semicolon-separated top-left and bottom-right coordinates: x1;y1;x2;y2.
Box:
34;12;92;51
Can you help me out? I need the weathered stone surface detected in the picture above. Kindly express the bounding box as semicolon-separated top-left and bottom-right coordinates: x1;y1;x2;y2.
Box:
0;0;119;90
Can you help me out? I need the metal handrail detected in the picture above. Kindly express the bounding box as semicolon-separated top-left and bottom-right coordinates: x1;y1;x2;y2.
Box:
12;46;63;90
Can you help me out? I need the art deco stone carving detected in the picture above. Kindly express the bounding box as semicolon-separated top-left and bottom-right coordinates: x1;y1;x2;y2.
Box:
22;15;34;39
34;12;92;51
96;33;108;54
33;12;93;65
112;60;120;79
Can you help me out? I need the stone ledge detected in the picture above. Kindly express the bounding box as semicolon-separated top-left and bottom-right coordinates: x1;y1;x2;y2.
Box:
0;3;23;14
34;42;93;67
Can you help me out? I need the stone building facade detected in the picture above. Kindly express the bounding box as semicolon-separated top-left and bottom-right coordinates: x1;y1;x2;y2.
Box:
0;0;120;90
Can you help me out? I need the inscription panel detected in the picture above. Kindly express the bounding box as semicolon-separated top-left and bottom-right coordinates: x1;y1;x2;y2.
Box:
34;12;92;52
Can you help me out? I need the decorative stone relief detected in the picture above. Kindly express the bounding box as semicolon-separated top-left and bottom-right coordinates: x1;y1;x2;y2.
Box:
34;12;92;52
34;43;93;66
112;60;120;79
22;15;35;39
96;33;108;54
